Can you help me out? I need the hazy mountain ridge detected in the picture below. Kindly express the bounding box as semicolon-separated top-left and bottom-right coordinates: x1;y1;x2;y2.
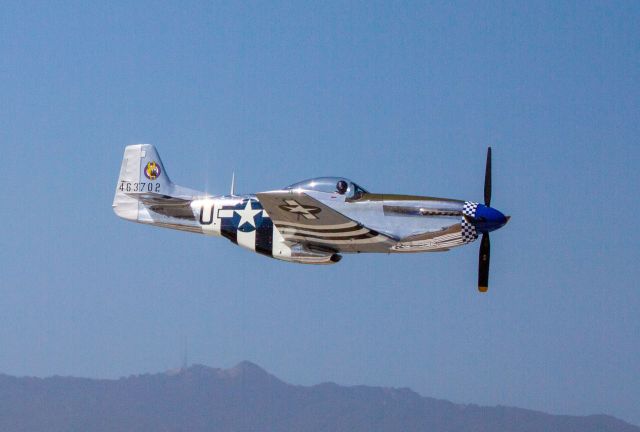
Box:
0;361;636;432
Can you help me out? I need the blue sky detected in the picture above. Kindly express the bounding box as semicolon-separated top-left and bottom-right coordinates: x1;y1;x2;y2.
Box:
1;0;639;425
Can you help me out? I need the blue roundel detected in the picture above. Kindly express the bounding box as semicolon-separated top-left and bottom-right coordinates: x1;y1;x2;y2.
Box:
231;199;264;233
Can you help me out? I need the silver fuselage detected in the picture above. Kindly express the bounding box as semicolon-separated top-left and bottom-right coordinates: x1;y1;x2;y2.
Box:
113;145;493;265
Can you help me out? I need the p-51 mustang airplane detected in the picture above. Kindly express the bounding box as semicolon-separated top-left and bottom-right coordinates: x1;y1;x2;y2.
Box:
113;145;509;292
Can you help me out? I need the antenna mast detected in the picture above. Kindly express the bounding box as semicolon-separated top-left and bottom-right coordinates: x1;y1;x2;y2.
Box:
230;172;236;196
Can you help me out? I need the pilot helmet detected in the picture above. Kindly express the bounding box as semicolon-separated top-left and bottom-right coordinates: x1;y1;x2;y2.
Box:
336;180;348;194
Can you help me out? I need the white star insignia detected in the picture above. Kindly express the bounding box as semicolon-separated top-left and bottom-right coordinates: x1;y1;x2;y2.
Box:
281;199;320;220
236;200;262;228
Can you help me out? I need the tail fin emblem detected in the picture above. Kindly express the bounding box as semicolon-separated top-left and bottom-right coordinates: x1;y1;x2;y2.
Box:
144;161;161;180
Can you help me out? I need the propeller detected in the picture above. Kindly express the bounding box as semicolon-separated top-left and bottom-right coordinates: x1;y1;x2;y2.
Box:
478;231;490;292
484;147;491;207
478;147;492;293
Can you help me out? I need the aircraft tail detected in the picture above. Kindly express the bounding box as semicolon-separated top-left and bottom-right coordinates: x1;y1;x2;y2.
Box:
112;144;173;220
113;144;203;222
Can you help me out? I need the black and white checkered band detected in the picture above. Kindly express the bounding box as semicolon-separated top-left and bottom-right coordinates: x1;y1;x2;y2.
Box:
461;201;479;243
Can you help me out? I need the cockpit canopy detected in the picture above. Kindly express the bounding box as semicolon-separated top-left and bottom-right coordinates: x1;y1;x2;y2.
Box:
286;177;368;200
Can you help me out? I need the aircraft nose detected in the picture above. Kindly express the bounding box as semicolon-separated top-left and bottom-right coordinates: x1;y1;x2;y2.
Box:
472;204;509;233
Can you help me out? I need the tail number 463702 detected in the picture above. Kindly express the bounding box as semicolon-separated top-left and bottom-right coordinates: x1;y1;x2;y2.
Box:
119;181;160;193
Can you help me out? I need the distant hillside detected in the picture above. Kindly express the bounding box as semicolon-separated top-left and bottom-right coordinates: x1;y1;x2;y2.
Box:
0;361;636;432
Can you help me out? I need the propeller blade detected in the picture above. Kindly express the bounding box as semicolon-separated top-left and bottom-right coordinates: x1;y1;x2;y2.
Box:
478;233;490;292
484;147;492;206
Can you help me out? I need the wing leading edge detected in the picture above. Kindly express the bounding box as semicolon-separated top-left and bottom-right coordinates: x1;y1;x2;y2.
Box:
256;191;396;253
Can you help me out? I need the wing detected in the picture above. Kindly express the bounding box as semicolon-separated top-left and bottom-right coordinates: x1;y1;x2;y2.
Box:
256;190;395;253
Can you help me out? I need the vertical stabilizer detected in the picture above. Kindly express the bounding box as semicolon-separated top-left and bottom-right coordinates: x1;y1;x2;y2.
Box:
112;144;174;221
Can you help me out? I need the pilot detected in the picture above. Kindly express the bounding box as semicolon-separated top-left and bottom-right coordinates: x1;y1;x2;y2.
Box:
336;180;348;195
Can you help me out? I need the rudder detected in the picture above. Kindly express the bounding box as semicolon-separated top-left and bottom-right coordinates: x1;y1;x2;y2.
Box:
113;144;173;221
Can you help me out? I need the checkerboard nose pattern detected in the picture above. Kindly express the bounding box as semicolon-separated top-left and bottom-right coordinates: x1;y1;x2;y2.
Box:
461;202;479;243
